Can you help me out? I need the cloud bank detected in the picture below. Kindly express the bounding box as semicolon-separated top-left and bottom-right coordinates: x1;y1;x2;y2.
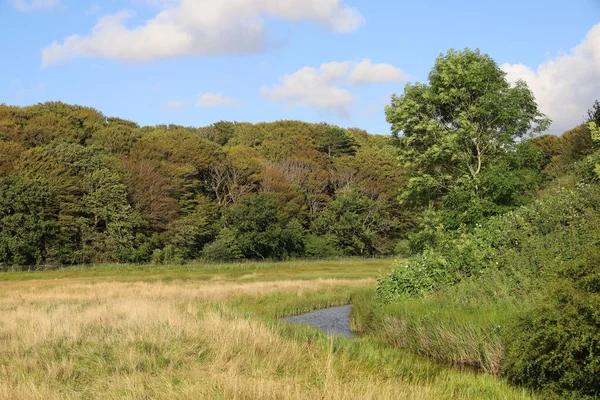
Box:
42;0;364;66
260;59;407;117
502;23;600;134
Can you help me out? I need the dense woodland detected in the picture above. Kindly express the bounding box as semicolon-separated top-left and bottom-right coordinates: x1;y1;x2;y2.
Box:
0;49;598;269
0;102;411;266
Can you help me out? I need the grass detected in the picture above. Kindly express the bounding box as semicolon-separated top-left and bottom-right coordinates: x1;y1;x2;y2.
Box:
353;268;543;375
0;259;536;399
0;258;391;283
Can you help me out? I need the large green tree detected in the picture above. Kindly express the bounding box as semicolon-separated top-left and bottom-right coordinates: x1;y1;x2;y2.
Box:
386;48;549;208
0;177;54;266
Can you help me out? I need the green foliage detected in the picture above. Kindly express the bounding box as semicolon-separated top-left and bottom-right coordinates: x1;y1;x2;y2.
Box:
318;126;358;157
0;102;406;266
590;122;600;150
312;186;399;255
374;133;600;396
386;48;549;210
378;181;600;302
0;177;53;266
440;142;543;229
532;125;595;178
162;195;217;260
303;234;343;258
377;252;453;301
202;228;244;261
217;193;305;260
151;244;184;265
503;246;600;398
586;99;600;126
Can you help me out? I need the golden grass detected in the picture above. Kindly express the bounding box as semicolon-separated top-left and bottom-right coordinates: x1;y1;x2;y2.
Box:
0;276;533;399
0;278;422;399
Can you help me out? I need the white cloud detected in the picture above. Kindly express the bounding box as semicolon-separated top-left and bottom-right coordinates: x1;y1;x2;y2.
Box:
347;59;408;84
162;100;186;110
41;0;364;66
501;23;600;134
260;62;355;117
13;0;61;12
196;93;241;108
260;59;407;117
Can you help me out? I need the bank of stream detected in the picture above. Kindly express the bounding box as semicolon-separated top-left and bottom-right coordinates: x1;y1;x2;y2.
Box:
281;305;355;338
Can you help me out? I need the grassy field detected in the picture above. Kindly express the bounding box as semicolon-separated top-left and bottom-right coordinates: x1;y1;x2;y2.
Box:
0;259;535;399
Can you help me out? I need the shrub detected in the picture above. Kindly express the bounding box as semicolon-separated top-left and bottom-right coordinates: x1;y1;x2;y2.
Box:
376;251;454;302
151;245;184;265
377;183;600;302
201;229;243;262
303;234;343;258
503;248;600;398
393;240;411;257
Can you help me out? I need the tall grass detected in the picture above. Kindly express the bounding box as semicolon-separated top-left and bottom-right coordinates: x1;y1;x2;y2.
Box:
0;273;535;399
353;268;544;374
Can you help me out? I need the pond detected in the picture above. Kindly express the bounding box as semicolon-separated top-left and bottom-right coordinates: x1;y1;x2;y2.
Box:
281;305;355;338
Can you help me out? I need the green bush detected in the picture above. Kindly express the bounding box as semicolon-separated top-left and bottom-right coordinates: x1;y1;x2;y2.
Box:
393;239;411;257
151;245;184;265
503;247;600;398
303;234;343;258
377;251;454;301
201;228;243;261
377;183;600;302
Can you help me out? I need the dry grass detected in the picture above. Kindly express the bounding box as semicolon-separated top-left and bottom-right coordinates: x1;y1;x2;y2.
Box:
0;275;533;399
0;278;425;399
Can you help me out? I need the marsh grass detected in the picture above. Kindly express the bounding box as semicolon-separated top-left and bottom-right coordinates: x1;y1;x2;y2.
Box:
353;268;544;375
0;262;536;399
0;258;391;283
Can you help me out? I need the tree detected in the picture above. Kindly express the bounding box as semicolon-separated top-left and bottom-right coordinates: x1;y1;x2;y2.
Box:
0;177;54;266
318;126;357;158
312;186;399;255
386;48;549;208
121;158;179;230
207;146;262;206
216;193;305;260
586;101;600;153
585;99;600;126
0;141;23;176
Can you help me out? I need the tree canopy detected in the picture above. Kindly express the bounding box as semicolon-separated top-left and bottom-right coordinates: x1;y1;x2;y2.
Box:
385;48;549;209
0;102;406;267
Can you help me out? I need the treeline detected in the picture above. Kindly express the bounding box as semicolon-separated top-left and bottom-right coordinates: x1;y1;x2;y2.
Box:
0;102;409;266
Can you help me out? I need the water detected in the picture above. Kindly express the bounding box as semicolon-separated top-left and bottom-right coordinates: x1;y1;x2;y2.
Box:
281;305;355;338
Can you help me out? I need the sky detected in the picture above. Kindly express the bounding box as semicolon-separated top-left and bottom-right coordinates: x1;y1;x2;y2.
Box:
1;0;599;135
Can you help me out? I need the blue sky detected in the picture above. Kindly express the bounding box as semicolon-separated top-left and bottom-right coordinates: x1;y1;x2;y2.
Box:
1;0;599;134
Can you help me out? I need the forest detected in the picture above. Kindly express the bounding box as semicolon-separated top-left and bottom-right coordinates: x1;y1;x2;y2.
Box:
0;102;408;266
2;48;600;398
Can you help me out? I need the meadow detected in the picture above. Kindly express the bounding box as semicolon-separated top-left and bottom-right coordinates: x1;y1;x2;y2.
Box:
0;259;535;399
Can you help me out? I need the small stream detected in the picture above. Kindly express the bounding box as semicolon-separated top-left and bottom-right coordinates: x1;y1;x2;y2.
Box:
281;305;355;338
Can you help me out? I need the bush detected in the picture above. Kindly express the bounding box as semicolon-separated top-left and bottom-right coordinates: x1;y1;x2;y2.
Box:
151;245;184;265
201;229;243;262
393;239;411;257
503;248;600;398
377;183;600;302
303;234;343;258
377;251;454;302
